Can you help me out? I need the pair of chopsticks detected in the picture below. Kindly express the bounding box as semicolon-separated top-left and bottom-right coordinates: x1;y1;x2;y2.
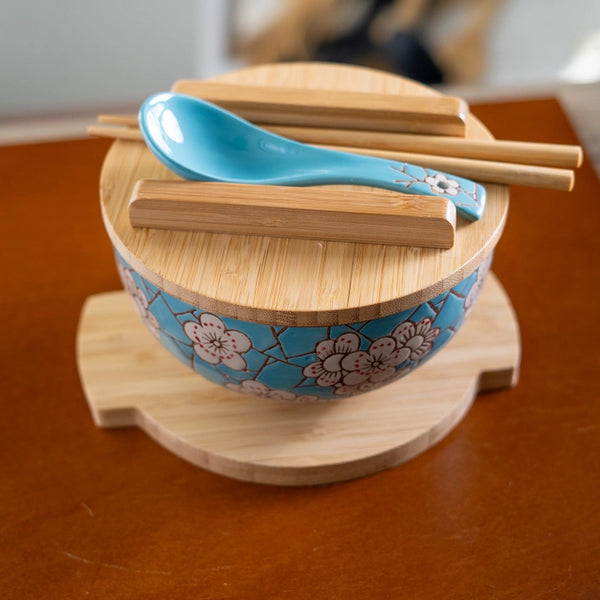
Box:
92;116;578;190
88;81;582;248
89;81;582;191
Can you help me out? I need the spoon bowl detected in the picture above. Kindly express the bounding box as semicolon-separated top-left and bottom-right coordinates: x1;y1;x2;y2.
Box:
139;93;487;221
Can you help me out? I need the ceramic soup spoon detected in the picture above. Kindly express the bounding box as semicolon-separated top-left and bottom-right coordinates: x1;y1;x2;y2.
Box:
138;93;486;221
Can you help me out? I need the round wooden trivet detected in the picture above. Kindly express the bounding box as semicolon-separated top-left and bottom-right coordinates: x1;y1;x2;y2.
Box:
77;273;520;486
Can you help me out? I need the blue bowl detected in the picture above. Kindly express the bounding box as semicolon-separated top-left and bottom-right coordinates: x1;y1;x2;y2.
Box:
115;250;492;402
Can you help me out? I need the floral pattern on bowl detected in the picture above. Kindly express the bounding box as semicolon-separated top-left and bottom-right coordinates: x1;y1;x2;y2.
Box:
116;251;492;401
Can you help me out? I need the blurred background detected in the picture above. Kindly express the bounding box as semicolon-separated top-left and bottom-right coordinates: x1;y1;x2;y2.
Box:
1;0;599;138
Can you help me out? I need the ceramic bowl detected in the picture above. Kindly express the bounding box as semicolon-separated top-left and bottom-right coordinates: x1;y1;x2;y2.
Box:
101;62;507;403
115;250;493;402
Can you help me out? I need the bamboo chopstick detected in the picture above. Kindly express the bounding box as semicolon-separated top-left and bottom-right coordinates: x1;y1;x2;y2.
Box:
170;81;469;137
97;114;137;127
95;114;582;169
272;125;583;169
128;179;456;248
87;124;575;191
320;144;575;191
89;125;142;141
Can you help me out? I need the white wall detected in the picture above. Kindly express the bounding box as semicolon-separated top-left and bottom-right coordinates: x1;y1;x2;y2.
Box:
484;0;600;85
0;0;197;118
1;0;599;120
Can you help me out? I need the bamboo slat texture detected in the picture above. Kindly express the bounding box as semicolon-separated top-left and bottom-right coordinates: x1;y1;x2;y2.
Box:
100;63;509;326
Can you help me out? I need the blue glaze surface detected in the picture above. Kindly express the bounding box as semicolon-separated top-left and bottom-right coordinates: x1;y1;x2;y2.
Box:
138;93;487;221
116;251;492;402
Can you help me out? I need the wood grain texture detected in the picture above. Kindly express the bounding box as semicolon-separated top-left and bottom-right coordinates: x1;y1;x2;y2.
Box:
128;179;456;248
270;125;584;169
87;125;143;141
77;273;520;486
96;114;583;169
170;80;468;136
95;115;583;168
100;63;509;326
89;124;575;190
319;144;575;190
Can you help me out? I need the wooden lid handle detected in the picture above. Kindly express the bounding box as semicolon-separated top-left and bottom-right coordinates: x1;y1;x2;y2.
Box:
128;179;456;249
172;81;469;137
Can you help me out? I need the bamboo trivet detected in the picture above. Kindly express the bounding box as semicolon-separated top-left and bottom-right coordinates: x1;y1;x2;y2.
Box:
76;272;520;486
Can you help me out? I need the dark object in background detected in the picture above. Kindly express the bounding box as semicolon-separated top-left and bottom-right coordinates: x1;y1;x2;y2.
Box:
317;28;444;84
235;0;503;85
381;31;444;84
314;0;445;84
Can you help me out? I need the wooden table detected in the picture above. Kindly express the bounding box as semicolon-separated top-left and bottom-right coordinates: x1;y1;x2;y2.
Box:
2;98;599;598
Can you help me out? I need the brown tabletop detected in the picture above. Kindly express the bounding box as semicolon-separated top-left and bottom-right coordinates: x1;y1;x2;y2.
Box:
2;98;599;599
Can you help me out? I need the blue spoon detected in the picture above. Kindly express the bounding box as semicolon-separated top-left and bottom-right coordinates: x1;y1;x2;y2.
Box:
139;92;486;221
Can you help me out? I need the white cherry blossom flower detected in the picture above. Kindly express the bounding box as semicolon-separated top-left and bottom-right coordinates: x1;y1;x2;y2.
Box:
335;366;411;396
341;336;407;386
184;313;251;370
424;172;460;196
465;254;493;313
464;280;483;313
303;332;360;386
118;265;137;296
391;317;439;361
225;380;320;402
118;265;160;338
334;380;380;397
226;379;270;396
477;253;493;282
132;288;160;339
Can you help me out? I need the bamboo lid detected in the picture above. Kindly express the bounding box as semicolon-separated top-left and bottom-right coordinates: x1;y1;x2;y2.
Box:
100;63;509;327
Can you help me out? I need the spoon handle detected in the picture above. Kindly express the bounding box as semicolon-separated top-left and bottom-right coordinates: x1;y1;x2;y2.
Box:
336;154;486;221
